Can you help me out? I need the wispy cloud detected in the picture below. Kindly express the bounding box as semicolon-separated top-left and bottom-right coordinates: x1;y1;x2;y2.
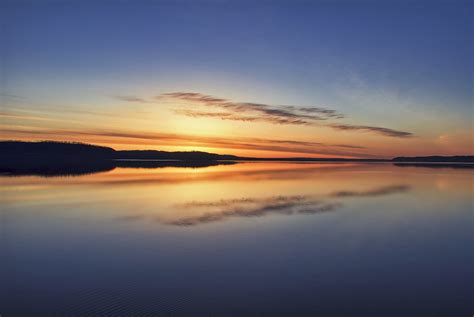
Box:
173;109;312;125
0;111;60;122
158;92;413;138
161;92;343;125
0;93;26;100
329;124;413;138
1;126;372;157
115;95;149;103
161;92;343;119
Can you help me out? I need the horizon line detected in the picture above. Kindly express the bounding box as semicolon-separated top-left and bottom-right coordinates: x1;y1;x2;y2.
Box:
1;140;473;162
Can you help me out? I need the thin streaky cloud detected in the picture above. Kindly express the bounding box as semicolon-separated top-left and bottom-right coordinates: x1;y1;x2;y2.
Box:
332;144;366;149
173;109;311;125
247;138;366;149
160;92;342;122
283;105;345;119
115;95;150;103
329;124;413;138
0;93;26;100
0;126;373;157
4;105;151;120
159;92;413;138
0;111;60;122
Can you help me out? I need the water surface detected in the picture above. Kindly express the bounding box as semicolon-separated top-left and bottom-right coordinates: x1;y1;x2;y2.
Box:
1;162;472;316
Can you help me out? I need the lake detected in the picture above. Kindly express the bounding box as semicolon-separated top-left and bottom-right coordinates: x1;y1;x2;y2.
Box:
1;162;472;316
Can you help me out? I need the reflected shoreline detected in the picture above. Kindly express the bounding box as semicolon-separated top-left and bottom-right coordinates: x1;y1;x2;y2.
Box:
110;184;413;227
0;159;472;177
392;162;474;169
1;141;472;177
0;159;237;177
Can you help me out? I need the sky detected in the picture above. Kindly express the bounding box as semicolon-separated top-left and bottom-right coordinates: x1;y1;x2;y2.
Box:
0;0;472;158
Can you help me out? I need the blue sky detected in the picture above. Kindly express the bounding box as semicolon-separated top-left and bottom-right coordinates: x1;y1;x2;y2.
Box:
1;0;472;157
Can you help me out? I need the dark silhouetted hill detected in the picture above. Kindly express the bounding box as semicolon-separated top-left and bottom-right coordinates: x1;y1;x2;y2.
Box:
0;141;240;161
114;160;236;169
1;141;115;160
0;160;116;177
0;141;239;176
115;150;239;161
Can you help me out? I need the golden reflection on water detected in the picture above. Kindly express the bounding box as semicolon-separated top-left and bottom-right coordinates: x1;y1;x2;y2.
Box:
1;162;472;226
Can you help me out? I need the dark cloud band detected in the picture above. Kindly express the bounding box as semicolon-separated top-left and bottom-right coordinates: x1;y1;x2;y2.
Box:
159;92;413;138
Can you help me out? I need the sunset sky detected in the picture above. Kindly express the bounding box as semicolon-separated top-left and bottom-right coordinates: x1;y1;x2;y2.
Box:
1;0;472;158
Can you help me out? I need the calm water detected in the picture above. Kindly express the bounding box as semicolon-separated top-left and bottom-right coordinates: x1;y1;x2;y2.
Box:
1;162;472;316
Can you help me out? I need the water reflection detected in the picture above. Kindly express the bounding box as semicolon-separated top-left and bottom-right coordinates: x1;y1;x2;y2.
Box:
0;159;235;177
1;162;472;316
0;159;115;177
147;184;410;226
393;162;474;169
167;196;341;226
2;159;472;178
331;184;410;197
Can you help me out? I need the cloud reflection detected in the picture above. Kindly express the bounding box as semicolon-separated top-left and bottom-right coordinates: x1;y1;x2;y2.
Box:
331;185;411;197
166;196;341;226
147;184;411;226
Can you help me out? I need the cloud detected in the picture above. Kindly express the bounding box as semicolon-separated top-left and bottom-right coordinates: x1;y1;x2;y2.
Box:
0;111;60;122
173;109;312;125
282;105;345;119
161;92;228;104
262;139;366;149
115;95;149;103
0;93;26;100
160;92;344;124
159;92;413;138
329;124;413;138
174;109;263;123
1;126;372;157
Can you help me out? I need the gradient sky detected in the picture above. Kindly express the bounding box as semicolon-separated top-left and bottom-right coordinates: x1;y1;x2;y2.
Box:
1;0;472;158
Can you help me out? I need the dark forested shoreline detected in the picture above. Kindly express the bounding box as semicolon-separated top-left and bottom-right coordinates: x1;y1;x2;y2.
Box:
1;141;473;162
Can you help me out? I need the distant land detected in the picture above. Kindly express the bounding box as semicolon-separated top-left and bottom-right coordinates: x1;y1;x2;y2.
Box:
392;156;474;162
1;141;473;163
